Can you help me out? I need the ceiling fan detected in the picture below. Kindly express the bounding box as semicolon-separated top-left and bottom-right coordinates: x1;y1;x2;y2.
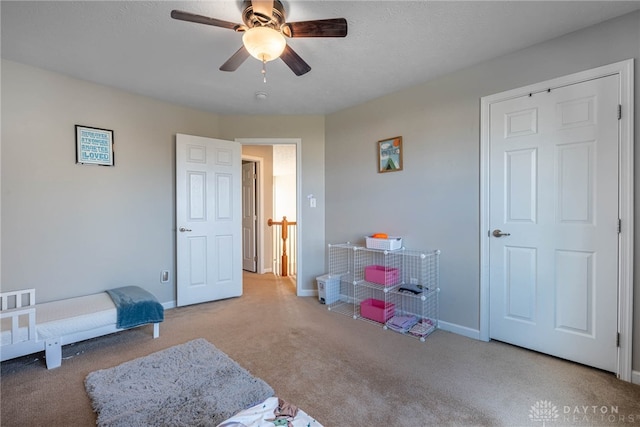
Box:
171;0;348;77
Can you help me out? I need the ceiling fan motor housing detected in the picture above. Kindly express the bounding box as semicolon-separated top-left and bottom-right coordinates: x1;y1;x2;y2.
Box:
241;0;286;30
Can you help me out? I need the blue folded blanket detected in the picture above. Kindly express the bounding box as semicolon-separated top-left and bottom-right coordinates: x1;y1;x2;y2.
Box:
106;286;164;329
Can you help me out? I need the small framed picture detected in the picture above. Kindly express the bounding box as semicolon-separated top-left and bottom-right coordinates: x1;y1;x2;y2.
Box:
378;136;402;173
76;125;114;166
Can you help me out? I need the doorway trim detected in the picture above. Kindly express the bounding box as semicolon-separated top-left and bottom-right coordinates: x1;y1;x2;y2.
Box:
236;138;303;296
479;59;634;381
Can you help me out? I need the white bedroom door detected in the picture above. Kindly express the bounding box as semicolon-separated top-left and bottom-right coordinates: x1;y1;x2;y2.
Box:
242;161;257;272
176;134;242;307
488;75;619;372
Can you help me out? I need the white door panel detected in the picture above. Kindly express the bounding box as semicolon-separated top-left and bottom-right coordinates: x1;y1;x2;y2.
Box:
176;134;242;306
242;162;257;272
489;75;619;372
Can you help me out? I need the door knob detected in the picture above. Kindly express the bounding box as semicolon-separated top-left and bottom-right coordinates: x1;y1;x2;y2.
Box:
492;229;511;237
179;227;192;232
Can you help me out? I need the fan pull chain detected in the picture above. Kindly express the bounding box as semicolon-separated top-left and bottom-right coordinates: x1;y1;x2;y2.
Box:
262;59;267;83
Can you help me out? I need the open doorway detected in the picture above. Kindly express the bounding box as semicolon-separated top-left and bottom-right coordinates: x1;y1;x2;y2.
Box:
239;139;301;295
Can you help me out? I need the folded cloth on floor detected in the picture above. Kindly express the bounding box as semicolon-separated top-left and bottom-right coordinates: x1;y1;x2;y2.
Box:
217;397;322;427
408;319;435;337
386;315;418;332
265;398;299;427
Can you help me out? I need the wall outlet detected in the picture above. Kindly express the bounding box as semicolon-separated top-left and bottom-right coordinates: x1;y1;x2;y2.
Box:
161;270;170;283
410;277;418;285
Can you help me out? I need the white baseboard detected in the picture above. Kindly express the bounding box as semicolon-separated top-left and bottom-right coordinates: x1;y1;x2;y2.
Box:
438;320;481;340
297;289;317;298
162;301;176;310
632;370;640;385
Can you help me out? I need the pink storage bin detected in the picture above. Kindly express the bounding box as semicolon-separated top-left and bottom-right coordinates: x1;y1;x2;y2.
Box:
364;265;400;286
360;298;395;323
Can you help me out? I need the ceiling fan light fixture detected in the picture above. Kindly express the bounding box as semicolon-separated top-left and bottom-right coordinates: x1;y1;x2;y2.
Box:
242;27;286;62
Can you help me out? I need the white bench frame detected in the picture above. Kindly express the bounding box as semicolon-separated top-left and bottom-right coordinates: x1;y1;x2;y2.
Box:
1;288;160;369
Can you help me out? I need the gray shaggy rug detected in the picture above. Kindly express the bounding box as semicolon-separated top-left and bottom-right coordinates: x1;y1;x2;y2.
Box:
85;339;274;426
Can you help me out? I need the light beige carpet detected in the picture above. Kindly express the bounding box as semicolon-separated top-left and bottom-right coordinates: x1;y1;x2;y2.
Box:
2;272;640;426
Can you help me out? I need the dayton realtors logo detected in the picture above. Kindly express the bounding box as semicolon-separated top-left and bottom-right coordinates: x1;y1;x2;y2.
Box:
529;400;560;426
529;400;638;424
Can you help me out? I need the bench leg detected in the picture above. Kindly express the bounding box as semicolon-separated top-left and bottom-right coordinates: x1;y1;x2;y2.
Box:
45;338;62;369
153;322;159;339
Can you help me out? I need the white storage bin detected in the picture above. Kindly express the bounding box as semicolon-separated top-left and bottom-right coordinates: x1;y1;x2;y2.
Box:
365;236;402;251
317;274;340;305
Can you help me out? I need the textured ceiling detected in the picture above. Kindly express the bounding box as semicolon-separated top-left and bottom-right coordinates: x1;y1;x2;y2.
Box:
2;1;639;115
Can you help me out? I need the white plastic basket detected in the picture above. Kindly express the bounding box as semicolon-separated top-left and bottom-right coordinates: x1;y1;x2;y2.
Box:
365;236;402;251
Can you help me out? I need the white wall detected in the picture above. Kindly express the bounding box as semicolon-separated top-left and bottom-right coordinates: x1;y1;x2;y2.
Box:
274;174;296;221
1;61;326;304
1;59;221;303
273;144;297;222
325;11;640;369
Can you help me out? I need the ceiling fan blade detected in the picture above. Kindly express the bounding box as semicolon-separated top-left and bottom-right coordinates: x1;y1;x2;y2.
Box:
251;0;274;20
282;18;347;38
171;10;240;31
219;46;251;72
280;45;311;76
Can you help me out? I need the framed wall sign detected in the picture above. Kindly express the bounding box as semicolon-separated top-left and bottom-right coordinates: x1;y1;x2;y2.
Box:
76;125;114;166
378;136;403;173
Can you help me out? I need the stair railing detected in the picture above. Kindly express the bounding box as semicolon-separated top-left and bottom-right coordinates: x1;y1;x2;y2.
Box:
267;216;297;277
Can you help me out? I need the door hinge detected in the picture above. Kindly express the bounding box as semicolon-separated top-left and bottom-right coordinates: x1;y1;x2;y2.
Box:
618;218;622;234
616;332;620;347
618;104;622;120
